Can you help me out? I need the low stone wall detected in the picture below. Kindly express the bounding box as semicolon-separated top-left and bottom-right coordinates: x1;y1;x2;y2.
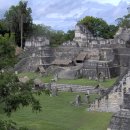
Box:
49;83;99;94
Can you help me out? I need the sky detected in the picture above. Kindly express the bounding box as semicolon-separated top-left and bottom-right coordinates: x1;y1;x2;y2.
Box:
0;0;130;31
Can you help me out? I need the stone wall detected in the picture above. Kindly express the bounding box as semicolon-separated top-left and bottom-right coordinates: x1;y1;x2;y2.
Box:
108;91;130;130
108;109;130;130
74;24;126;48
89;70;130;112
50;83;99;93
25;37;49;47
54;46;81;60
15;38;55;72
83;60;119;79
15;24;128;78
113;48;130;74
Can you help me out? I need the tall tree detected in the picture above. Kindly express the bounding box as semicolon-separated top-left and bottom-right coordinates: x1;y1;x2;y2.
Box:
0;34;42;129
4;0;32;47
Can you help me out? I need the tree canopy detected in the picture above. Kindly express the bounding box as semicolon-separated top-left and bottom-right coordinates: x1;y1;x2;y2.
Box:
4;0;32;47
116;14;130;28
31;24;74;46
0;34;16;70
79;16;118;39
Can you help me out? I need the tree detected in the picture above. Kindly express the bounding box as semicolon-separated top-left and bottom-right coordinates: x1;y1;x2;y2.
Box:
116;14;130;28
108;25;118;39
0;35;42;130
30;24;74;47
31;24;51;37
0;71;42;130
64;30;74;41
0;72;41;116
79;16;117;39
49;30;65;46
0;19;11;36
0;34;16;69
4;0;32;47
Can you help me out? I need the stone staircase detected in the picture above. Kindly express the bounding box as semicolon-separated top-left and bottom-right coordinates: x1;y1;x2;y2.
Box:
15;46;54;72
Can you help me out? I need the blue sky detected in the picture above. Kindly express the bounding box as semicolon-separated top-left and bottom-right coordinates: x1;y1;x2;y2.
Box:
0;0;130;31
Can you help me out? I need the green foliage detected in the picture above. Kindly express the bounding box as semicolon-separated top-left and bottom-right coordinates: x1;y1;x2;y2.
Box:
0;34;16;69
4;0;32;46
108;25;118;39
31;24;51;37
49;30;65;46
64;30;75;41
0;72;42;116
0;120;29;130
0;19;8;30
0;31;43;129
31;24;74;46
116;14;130;28
79;16;118;39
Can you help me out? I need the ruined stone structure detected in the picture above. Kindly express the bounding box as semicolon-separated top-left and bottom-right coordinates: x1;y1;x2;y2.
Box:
107;90;130;130
107;78;130;130
50;83;99;93
13;10;130;130
47;23;127;79
89;70;130;112
15;23;129;80
14;37;54;72
73;24;125;48
82;60;119;79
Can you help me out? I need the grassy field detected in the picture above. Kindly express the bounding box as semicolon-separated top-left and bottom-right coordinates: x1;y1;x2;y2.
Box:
0;92;112;130
57;78;117;88
18;72;117;88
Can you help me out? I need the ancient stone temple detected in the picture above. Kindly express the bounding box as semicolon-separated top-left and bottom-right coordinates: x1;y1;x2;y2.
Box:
82;60;119;79
15;22;129;80
73;24;95;47
73;24;125;48
14;37;54;72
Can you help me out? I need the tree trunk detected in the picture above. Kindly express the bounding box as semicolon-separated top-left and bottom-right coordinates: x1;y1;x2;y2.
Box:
21;14;23;48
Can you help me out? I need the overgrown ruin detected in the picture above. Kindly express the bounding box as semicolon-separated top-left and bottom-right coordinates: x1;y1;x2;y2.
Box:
15;23;130;80
14;15;130;130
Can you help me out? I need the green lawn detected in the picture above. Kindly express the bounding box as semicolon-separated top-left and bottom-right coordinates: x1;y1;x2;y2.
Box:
18;72;117;88
0;92;112;130
57;78;117;88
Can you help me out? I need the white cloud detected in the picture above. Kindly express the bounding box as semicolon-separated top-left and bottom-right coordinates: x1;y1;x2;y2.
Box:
0;0;129;31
